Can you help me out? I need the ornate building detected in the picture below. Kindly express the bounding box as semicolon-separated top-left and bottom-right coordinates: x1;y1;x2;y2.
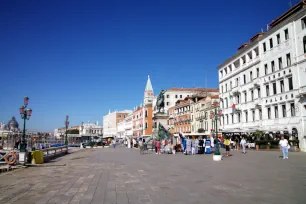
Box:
217;1;306;151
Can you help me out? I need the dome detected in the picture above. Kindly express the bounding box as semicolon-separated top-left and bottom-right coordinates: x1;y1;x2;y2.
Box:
7;117;19;130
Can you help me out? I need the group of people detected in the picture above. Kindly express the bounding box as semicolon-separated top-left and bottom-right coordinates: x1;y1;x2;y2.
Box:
124;134;291;159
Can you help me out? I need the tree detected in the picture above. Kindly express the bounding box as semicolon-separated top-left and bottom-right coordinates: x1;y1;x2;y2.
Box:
65;129;79;134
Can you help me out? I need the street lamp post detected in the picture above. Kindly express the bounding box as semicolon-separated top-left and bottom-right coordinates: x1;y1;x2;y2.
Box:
65;115;69;145
210;102;222;155
19;96;32;153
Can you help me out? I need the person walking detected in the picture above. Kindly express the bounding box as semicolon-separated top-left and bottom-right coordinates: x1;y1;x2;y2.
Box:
186;137;192;155
279;136;289;159
156;140;161;154
152;139;156;152
112;139;116;148
240;136;246;154
191;138;196;155
139;138;144;155
224;137;231;156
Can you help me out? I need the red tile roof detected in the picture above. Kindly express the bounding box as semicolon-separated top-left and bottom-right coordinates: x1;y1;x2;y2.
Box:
250;32;264;42
168;88;219;92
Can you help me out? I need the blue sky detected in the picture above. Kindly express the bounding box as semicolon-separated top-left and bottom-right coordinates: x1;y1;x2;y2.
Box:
0;0;297;131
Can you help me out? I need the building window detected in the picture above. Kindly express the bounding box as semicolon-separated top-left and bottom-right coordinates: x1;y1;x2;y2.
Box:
175;95;178;98
250;71;253;81
245;111;248;122
225;84;228;92
252;110;255;121
275;106;278;118
278;57;282;69
290;103;295;117
145;122;148;129
242;56;246;64
277;34;281;44
180;95;182;98
238;113;241;123
280;80;284;93
145;110;148;117
282;104;286;117
265;64;268;75
266;85;270;96
271;61;275;72
167;102;170;106
268;107;271;119
288;77;293;90
118;114;121;118
231;114;234;124
259;109;262;120
226;115;229;124
251;90;254;101
263;42;266;52
244;92;247;103
273;83;277;95
243;74;246;84
225;98;228;108
284;29;289;40
257;88;261;98
236;78;239;86
286;53;291;66
302;17;306;29
237;95;240;104
269;38;273;48
256;68;259;78
303;36;306;53
167;95;170;98
230;81;232;89
221;85;223;93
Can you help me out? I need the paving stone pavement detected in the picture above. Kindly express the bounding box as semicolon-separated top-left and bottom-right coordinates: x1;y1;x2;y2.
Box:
0;147;306;204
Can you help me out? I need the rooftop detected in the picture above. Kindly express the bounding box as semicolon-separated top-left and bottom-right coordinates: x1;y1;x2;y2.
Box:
217;1;306;69
167;88;219;92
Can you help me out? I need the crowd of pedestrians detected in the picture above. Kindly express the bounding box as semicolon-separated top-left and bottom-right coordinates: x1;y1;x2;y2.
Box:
121;134;291;159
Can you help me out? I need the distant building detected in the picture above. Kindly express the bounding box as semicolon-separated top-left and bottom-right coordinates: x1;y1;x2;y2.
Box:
153;88;219;114
103;110;132;138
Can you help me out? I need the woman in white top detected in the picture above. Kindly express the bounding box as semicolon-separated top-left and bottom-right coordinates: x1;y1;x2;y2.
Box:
279;136;289;159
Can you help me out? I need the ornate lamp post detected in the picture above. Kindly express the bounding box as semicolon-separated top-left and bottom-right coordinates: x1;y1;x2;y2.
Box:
210;101;222;155
19;96;32;153
65;115;69;145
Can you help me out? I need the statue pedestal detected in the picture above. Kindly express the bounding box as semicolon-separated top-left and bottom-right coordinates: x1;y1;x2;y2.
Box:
152;112;169;139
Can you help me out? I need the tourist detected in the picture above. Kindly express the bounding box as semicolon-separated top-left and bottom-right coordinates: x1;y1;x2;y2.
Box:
279;136;289;159
224;137;231;156
133;138;136;148
235;136;240;151
191;138;196;155
152;139;156;152
198;137;204;154
156;140;161;154
240;136;246;154
210;136;215;152
195;138;199;154
139;138;144;155
112;139;116;148
186;137;192;155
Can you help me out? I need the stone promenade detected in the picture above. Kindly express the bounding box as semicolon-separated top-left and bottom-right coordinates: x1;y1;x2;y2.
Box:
0;147;305;204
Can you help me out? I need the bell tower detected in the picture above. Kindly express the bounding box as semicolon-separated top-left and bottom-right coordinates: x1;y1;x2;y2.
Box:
144;75;154;105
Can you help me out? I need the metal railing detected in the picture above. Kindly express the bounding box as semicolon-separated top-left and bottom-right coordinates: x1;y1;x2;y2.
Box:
42;146;68;158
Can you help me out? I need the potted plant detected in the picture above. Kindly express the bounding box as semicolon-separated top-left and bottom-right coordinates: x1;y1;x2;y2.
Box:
266;142;271;150
254;130;264;151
